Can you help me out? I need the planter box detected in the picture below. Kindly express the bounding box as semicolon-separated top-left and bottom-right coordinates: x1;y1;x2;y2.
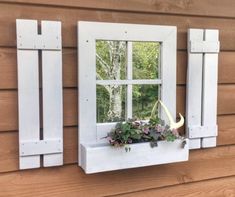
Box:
80;139;189;174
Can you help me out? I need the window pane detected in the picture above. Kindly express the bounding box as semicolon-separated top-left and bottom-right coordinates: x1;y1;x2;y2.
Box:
133;42;160;80
97;85;126;123
96;40;127;80
133;85;159;120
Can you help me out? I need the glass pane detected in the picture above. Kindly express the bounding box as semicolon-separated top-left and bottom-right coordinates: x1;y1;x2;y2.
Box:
97;85;126;123
96;40;127;80
133;85;159;120
132;42;160;79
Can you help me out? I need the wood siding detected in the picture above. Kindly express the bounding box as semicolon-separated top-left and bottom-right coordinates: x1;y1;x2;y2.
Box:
0;0;235;196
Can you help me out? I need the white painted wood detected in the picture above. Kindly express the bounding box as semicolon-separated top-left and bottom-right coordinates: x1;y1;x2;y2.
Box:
20;139;62;156
201;137;217;148
189;139;201;150
190;41;220;53
161;27;177;123
41;20;62;50
17;19;63;169
81;139;189;174
126;42;133;119
16;19;61;50
41;21;63;167
17;50;40;169
79;21;178;42
78;23;97;164
187;29;219;149
96;79;162;85
186;29;204;149
78;21;185;173
188;125;218;138
42;50;63;167
201;29;219;148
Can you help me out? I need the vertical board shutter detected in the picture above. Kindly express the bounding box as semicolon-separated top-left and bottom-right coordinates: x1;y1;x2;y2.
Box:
17;19;63;169
186;28;219;149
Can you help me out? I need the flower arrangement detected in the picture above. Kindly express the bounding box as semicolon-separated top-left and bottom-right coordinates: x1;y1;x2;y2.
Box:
105;100;186;151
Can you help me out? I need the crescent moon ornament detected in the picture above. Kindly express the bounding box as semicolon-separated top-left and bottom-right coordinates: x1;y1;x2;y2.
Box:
153;100;184;130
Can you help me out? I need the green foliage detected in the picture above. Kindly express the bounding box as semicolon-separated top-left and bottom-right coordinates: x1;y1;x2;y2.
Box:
132;42;160;80
106;117;182;151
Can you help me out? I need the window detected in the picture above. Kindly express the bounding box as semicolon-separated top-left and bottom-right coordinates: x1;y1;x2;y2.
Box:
78;22;184;173
96;41;160;124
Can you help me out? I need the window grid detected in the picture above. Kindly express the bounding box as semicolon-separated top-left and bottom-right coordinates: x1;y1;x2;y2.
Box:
95;41;161;123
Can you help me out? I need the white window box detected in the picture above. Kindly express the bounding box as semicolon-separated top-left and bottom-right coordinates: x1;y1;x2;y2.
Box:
81;139;188;174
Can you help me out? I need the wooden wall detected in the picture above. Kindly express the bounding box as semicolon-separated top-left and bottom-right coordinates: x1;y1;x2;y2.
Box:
0;0;235;196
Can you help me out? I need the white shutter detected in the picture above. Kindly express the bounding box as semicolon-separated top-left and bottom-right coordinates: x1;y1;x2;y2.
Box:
186;28;219;149
17;19;63;169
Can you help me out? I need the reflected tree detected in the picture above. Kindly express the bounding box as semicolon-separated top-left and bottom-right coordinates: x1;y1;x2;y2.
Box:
96;41;126;122
96;41;160;122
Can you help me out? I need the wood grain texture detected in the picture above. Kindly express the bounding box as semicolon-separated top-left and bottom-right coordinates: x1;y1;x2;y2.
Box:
1;145;235;196
218;52;235;84
0;48;76;89
1;0;235;19
217;115;235;146
0;48;234;89
0;89;77;131
217;85;235;115
1;3;235;50
115;175;235;197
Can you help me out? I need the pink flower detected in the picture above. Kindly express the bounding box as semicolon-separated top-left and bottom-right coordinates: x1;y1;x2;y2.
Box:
107;137;115;143
142;127;149;134
155;124;163;132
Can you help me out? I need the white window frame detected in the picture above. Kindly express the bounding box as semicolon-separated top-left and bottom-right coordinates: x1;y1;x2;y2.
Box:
78;21;177;164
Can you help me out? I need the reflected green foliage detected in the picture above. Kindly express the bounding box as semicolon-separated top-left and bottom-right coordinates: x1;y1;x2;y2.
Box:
133;42;160;79
96;41;160;123
133;85;159;120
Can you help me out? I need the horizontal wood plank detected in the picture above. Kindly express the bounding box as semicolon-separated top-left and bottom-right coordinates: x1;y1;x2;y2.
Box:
217;115;235;146
0;48;234;89
0;114;234;173
1;3;235;50
1;145;235;196
115;175;235;197
217;85;235;115
1;0;235;19
218;52;235;84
